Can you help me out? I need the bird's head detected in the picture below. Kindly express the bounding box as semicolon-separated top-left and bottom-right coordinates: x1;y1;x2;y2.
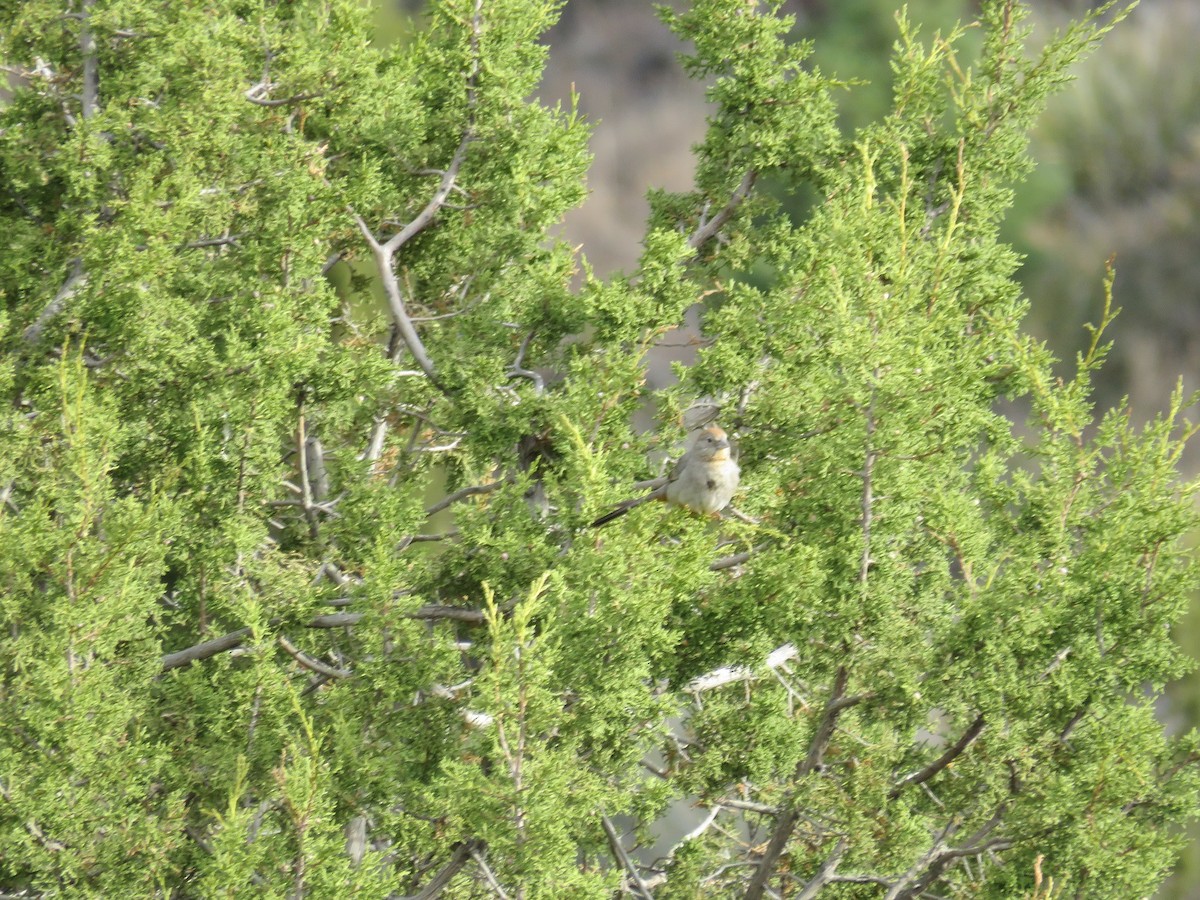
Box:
694;425;732;461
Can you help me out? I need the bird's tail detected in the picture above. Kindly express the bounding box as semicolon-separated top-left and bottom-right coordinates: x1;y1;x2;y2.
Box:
590;495;652;528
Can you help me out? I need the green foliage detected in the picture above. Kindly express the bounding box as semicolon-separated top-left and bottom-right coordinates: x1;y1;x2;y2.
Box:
1;0;1197;896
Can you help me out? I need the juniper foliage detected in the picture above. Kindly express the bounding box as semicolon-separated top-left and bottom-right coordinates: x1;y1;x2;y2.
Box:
1;0;1197;896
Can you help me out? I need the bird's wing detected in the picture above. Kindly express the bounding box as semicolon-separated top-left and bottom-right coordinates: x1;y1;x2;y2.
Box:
665;448;694;485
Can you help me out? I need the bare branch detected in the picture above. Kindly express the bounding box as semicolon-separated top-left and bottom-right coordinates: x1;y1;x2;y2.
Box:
406;605;486;624
160;627;253;672
361;415;389;464
1;479;17;515
829;873;892;887
470;846;512;899
23;259;86;344
400;839;484;900
800;667;853;775
602;815;655;899
794;838;848;900
890;714;986;799
383;131;474;256
296;406;321;540
162;607;364;671
181;232;244;249
880;807;1013;900
507;329;545;394
883;820;958;900
353;212;445;389
24;818;67;853
686;643;800;698
709;543;770;572
1059;705;1088;744
243;81;320;107
745;667;854;900
345;816;368;869
347;2;483;396
306;612;363;629
718;799;777;820
686;170;758;251
397;530;461;552
80;0;99;120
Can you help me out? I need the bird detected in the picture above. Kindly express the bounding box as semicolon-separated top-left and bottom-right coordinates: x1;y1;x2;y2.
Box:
590;424;740;527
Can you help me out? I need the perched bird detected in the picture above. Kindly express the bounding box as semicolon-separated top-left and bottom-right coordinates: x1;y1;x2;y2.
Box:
591;424;740;527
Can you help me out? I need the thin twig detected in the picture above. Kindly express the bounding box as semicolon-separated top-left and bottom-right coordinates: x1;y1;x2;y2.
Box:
709;543;770;571
424;479;506;516
277;635;352;679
